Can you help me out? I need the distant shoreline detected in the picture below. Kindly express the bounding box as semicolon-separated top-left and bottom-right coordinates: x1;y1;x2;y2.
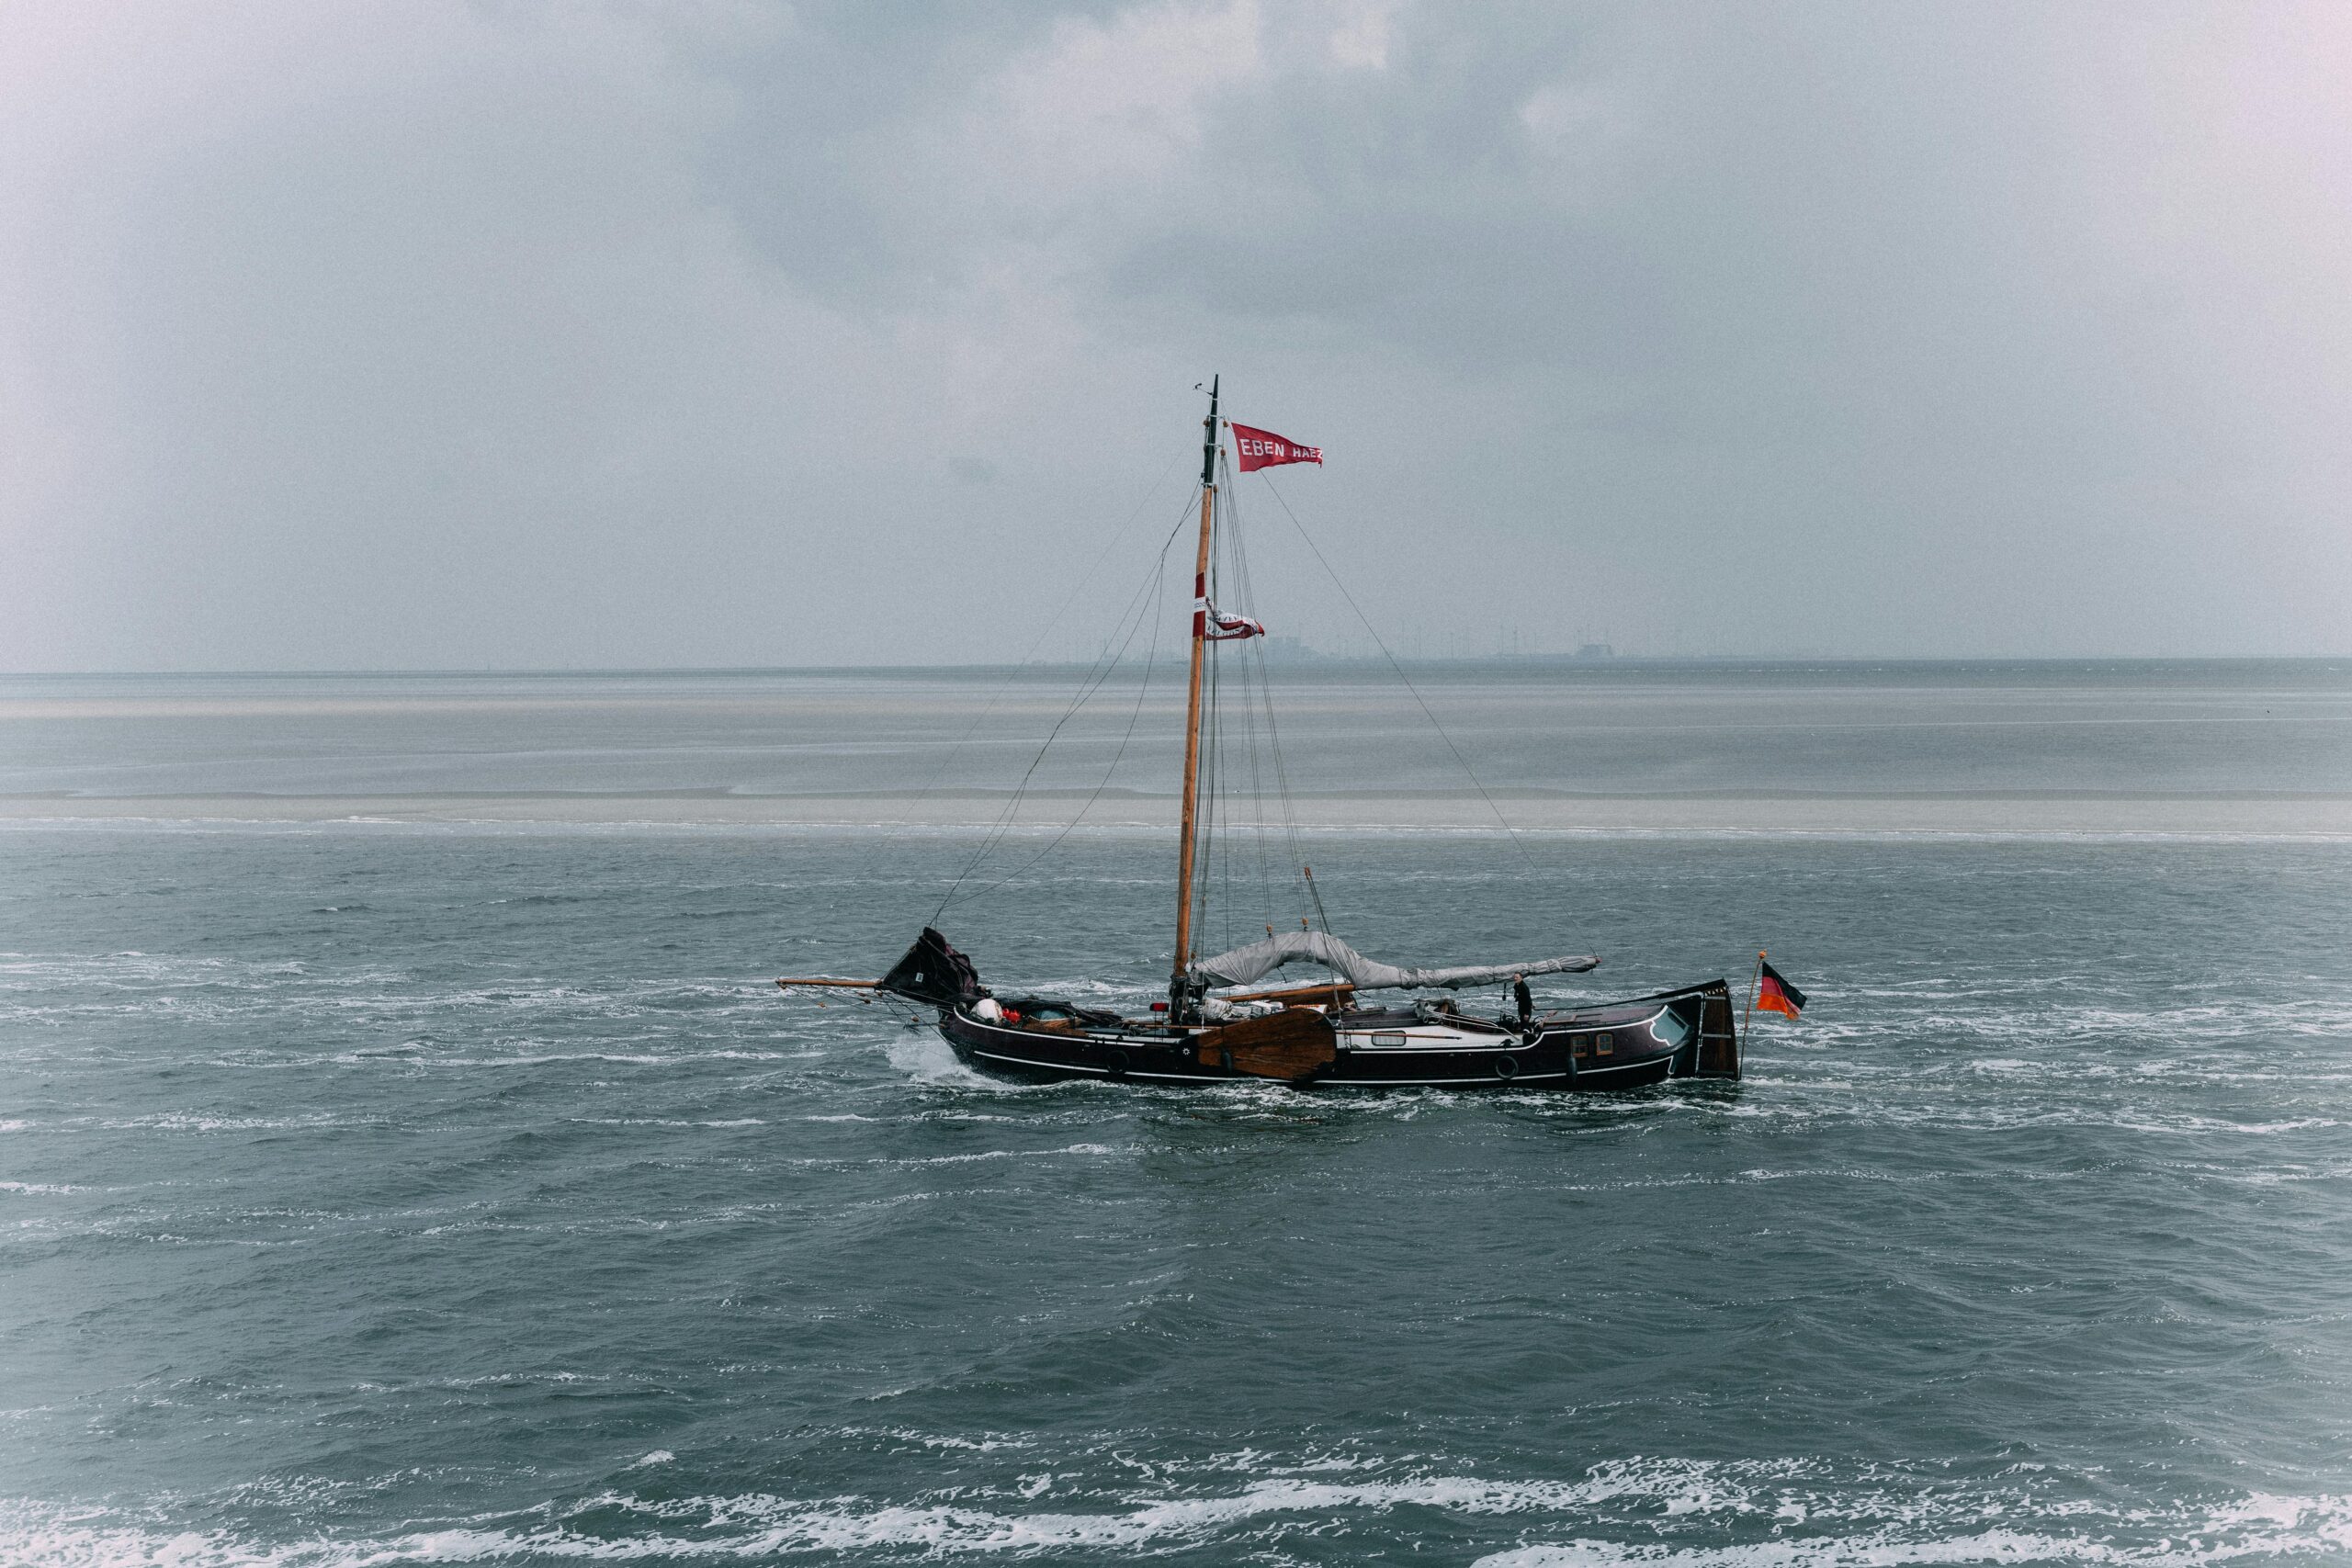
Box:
6;790;2346;837
0;656;2347;681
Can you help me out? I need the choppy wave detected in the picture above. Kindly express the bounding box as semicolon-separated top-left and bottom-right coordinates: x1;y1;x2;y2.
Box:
6;811;2350;1564
7;1462;2351;1566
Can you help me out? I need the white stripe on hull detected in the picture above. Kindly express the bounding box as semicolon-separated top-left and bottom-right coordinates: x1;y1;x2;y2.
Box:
960;1044;1672;1087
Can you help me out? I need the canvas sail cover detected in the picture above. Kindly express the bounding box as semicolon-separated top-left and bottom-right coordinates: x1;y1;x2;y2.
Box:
1187;930;1598;992
878;928;989;1006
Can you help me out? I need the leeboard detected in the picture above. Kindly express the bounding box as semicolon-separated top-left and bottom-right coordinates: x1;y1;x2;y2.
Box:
1196;1008;1339;1081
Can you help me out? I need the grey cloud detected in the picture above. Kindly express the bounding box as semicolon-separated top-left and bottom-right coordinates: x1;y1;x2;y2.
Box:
1;0;2345;669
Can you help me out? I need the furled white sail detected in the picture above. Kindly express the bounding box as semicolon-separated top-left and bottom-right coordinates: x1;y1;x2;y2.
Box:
1188;930;1599;991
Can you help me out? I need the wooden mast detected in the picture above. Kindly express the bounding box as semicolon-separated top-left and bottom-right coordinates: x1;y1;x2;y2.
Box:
1171;376;1219;995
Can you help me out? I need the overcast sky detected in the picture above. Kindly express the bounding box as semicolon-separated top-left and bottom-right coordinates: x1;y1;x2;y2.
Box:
4;1;2347;669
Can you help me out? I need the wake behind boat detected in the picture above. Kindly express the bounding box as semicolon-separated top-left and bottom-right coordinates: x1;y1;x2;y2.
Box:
779;379;1770;1090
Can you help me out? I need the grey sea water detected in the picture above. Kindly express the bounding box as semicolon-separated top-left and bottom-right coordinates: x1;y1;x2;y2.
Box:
4;662;2351;1565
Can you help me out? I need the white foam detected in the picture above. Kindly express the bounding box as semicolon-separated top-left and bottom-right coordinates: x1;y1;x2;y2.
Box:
10;1472;2348;1568
1477;1507;2352;1566
787;1142;1127;1169
865;1428;1034;1454
885;1032;1002;1087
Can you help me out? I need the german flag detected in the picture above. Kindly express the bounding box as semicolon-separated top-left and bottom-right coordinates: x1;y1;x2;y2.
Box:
1756;957;1806;1019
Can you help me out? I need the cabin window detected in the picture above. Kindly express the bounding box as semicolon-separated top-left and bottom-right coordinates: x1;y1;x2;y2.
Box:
1373;1032;1408;1046
1596;1033;1613;1055
1572;1038;1589;1058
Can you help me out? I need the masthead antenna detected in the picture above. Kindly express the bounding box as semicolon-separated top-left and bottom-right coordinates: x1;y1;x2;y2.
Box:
1199;374;1220;487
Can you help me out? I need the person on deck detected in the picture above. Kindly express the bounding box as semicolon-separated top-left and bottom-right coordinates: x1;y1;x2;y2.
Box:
1513;974;1532;1029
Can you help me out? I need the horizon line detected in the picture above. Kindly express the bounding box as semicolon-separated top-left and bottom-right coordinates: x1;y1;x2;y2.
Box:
2;653;2348;680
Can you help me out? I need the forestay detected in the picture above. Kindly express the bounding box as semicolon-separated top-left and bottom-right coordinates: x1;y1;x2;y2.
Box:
1188;930;1599;992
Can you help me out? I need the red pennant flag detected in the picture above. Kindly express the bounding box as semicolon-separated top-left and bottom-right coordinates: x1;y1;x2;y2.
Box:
1229;422;1323;472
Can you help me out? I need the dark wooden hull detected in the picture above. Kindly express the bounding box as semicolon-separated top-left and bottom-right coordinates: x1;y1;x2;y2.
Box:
936;981;1739;1090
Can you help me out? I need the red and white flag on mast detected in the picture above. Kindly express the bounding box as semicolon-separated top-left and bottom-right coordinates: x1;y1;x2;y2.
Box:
1228;422;1323;472
1201;603;1264;641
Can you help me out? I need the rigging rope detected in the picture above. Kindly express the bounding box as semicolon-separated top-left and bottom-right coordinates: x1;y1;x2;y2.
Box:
933;497;1193;919
1256;470;1542;874
1195;536;1221;953
1181;450;1323;953
956;559;1169;903
1221;461;1325;934
899;446;1193;828
925;423;1535;954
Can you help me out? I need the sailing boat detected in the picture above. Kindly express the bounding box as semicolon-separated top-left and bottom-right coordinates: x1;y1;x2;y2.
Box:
779;381;1743;1089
